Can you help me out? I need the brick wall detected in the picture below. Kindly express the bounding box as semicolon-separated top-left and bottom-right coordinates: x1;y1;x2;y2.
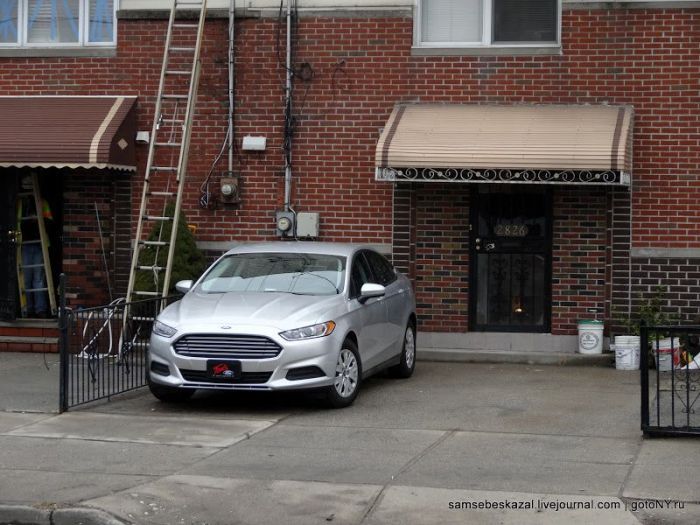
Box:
630;258;700;326
62;170;120;306
551;187;607;335
413;184;470;332
1;7;698;326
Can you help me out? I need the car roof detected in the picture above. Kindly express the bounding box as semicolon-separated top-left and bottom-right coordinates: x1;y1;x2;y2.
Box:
222;241;378;258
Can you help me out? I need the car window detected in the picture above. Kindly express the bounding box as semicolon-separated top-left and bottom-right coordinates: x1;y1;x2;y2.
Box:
363;250;396;287
197;253;346;295
349;252;373;298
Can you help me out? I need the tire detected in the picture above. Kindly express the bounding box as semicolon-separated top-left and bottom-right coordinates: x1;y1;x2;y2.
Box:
148;377;195;403
324;339;362;409
389;322;416;379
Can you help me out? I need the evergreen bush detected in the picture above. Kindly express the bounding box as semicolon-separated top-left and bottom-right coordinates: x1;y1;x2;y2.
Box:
134;202;206;294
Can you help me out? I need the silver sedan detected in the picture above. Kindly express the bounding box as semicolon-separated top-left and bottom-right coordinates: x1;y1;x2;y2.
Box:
148;242;417;408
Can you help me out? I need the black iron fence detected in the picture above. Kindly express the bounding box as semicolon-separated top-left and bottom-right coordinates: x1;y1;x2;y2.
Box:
641;322;700;437
58;276;176;412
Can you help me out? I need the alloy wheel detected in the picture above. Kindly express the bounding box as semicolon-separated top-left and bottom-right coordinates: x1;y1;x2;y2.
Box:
404;326;416;369
334;348;359;398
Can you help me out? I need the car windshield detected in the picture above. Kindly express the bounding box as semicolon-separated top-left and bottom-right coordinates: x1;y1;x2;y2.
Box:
197;252;346;295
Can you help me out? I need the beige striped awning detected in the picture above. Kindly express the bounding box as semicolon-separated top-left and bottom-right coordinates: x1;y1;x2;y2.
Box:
375;104;633;185
0;96;138;171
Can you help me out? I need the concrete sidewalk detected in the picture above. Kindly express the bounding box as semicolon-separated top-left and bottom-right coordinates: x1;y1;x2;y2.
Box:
1;354;699;524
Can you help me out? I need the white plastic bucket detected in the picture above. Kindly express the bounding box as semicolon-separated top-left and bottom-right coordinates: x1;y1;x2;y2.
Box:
654;337;681;371
614;336;640;370
578;320;604;354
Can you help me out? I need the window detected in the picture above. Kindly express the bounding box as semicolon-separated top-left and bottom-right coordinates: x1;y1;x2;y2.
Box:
350;253;374;299
197;253;346;296
363;250;397;287
417;0;559;48
0;0;115;47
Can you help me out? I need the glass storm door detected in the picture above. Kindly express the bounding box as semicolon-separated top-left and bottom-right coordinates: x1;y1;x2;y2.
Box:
470;187;551;332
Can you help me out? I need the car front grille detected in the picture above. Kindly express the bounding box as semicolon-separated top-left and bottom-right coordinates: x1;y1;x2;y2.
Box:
173;334;282;359
179;368;273;384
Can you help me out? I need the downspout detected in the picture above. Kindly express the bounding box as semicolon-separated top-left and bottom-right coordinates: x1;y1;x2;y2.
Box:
284;0;293;211
228;0;235;173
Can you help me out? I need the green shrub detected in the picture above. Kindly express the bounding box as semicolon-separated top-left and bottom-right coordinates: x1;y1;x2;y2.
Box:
134;202;206;294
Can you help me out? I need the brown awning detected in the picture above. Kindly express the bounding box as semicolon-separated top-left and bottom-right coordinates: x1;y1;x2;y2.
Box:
376;104;633;185
0;96;138;171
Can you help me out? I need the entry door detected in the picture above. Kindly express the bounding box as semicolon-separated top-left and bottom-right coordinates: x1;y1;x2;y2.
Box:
0;173;18;320
470;186;551;332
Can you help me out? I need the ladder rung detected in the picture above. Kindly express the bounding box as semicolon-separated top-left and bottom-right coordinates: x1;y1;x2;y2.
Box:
161;94;188;99
148;191;178;197
151;166;179;172
22;240;42;245
166;70;192;75
20;216;38;221
22;264;45;269
155;142;182;147
140;241;170;247
18;192;33;197
138;266;165;271
26;287;49;292
173;23;199;28
170;47;196;53
133;291;160;297
143;215;173;222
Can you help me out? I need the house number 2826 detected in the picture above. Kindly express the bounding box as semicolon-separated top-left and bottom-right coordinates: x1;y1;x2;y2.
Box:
494;224;529;237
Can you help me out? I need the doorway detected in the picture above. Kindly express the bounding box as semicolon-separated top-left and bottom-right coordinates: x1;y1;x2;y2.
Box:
0;169;63;320
470;186;552;332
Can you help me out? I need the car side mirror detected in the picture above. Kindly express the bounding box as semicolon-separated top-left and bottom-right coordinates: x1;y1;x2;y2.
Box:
175;280;193;294
359;283;385;303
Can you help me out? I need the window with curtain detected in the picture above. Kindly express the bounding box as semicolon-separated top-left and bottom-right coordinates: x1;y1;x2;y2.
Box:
418;0;559;47
0;0;18;44
0;0;115;47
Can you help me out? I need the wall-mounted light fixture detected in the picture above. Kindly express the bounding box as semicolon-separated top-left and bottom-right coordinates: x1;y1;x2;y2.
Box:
135;131;150;144
242;135;267;151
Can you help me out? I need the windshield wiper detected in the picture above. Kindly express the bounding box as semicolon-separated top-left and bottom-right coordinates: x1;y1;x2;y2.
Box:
292;271;340;294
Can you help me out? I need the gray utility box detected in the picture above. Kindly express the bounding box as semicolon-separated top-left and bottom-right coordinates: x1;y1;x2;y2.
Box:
296;212;319;238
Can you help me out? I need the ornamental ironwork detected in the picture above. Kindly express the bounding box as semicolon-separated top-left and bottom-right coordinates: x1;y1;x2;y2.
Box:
375;167;630;186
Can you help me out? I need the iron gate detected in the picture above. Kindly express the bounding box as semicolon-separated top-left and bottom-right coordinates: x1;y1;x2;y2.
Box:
641;323;700;437
58;276;176;412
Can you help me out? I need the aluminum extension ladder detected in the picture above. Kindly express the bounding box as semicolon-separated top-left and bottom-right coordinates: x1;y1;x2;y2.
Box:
16;173;56;317
124;0;207;306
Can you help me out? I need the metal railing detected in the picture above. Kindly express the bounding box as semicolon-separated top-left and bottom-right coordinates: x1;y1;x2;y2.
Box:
58;275;177;412
641;322;700;437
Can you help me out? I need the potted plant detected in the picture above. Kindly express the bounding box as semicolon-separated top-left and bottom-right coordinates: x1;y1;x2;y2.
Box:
614;286;677;370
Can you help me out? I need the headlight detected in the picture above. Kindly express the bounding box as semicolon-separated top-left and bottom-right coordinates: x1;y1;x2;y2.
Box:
152;320;177;338
280;321;336;341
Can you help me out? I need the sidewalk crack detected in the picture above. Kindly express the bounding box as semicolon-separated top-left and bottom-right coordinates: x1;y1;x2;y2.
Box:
359;429;456;523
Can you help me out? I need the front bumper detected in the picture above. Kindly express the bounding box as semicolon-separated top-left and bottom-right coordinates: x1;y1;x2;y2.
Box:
148;328;340;391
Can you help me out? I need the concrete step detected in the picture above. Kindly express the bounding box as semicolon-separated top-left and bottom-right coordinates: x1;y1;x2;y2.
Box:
418;349;615;367
0;322;59;353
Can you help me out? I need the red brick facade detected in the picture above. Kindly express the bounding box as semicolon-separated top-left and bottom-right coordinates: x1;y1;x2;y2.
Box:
2;6;700;342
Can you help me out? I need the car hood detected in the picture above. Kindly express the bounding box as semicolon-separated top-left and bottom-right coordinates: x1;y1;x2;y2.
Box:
159;291;344;330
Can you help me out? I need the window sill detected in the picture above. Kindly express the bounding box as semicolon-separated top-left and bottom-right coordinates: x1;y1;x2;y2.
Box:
0;47;116;58
411;45;562;57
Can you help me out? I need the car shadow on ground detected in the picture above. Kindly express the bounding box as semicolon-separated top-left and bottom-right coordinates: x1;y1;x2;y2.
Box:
76;372;393;417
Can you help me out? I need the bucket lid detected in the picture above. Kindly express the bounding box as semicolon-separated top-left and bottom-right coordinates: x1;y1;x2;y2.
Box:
578;320;603;325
